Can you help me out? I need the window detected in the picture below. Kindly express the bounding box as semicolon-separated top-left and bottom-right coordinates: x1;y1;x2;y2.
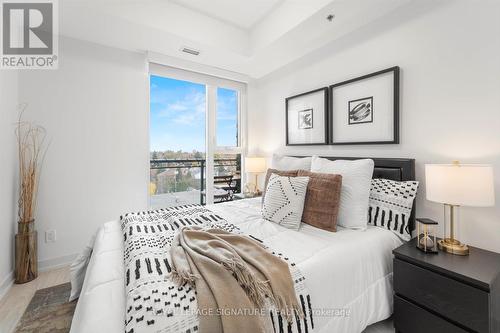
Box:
148;63;246;208
149;76;206;208
216;87;239;148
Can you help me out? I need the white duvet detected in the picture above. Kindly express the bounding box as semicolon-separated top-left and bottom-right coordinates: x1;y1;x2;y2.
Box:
70;198;402;333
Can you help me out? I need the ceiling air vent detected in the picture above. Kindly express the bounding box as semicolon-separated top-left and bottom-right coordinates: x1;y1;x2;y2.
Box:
181;47;200;56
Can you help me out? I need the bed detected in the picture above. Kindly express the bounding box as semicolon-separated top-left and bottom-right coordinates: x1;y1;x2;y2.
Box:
70;156;416;333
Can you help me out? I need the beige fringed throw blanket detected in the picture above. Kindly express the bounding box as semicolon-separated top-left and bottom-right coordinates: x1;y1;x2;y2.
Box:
171;226;303;333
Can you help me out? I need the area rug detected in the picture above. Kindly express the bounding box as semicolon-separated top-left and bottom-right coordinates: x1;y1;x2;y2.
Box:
15;282;77;333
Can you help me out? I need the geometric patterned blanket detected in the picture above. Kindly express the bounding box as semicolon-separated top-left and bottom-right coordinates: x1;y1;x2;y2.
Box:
120;204;315;333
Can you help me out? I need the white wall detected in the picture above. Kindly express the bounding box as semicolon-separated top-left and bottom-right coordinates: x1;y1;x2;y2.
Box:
0;71;18;296
5;0;499;274
248;1;500;252
18;37;149;266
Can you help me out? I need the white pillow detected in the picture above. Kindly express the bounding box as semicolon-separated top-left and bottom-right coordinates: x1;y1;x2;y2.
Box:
271;154;311;171
310;156;374;229
262;173;309;230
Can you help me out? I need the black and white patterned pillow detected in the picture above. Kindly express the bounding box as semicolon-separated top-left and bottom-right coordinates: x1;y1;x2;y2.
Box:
262;173;309;230
368;178;419;241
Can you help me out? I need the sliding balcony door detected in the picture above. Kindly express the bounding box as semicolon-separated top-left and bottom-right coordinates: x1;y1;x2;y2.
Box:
213;87;242;202
149;64;246;209
149;75;207;208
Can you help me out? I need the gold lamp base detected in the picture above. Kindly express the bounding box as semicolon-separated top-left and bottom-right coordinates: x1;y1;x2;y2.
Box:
438;238;469;256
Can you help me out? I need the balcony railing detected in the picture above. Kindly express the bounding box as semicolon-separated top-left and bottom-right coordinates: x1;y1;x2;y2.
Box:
150;158;241;207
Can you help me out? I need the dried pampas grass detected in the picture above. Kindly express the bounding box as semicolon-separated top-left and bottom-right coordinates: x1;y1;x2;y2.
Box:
16;104;48;231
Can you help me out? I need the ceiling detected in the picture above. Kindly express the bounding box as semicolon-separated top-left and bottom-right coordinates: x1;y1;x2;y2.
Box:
59;0;435;79
169;0;284;29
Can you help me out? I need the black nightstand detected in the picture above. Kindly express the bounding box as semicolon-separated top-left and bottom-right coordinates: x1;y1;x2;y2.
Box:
393;238;500;333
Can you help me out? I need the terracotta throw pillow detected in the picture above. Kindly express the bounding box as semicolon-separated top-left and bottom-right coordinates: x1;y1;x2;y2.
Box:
297;170;342;232
262;168;299;200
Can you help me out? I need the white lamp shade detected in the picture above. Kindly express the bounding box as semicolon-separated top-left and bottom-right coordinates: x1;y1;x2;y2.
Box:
425;164;495;207
245;157;266;173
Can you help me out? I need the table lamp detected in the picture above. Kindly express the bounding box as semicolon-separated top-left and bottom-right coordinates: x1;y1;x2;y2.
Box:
245;157;266;195
425;162;495;255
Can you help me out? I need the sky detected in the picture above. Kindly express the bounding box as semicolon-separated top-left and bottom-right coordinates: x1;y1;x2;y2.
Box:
150;75;238;152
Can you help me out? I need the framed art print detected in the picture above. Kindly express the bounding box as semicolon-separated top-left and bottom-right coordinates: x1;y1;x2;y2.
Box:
329;66;399;144
286;87;328;145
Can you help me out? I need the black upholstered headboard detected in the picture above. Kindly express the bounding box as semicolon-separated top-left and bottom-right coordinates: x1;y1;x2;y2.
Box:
293;156;416;232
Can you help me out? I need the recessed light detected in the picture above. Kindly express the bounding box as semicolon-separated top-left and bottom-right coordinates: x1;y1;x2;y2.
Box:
326;14;335;22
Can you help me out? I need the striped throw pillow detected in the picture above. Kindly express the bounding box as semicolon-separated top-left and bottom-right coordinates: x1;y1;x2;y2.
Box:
368;178;419;240
262;173;309;230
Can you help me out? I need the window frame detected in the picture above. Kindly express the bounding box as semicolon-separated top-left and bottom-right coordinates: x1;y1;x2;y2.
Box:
215;86;243;153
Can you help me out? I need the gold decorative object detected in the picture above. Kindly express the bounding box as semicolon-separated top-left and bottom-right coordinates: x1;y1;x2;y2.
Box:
15;105;47;283
425;162;495;256
416;218;438;254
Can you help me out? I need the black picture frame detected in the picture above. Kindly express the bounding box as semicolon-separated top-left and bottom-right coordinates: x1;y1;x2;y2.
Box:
329;66;400;145
285;87;328;146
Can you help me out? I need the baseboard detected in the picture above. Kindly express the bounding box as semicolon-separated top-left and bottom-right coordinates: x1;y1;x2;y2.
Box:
0;253;77;301
0;271;14;301
38;253;77;272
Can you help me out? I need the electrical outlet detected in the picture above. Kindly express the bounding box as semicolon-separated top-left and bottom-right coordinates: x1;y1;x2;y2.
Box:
45;230;57;243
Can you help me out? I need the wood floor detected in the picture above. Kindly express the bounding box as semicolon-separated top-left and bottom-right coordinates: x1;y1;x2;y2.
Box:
0;266;393;333
0;266;70;333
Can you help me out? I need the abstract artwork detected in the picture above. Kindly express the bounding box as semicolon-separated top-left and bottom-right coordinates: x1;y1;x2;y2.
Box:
348;97;373;125
286;87;328;145
329;66;399;144
298;109;313;129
